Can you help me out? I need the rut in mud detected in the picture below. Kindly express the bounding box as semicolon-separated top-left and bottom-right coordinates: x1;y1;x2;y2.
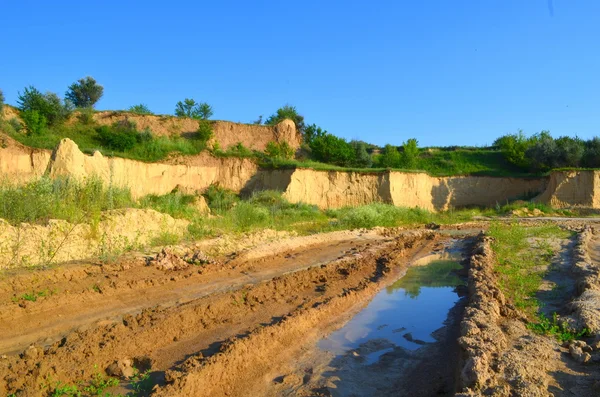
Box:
1;229;469;396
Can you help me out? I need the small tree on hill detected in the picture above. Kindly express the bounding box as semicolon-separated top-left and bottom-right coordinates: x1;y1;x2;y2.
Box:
379;144;401;168
129;104;153;115
350;140;372;168
17;86;72;126
400;138;419;168
304;124;327;145
175;98;213;120
66;76;104;108
265;104;305;134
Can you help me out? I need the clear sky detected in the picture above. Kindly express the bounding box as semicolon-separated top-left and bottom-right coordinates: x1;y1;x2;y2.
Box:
1;0;598;147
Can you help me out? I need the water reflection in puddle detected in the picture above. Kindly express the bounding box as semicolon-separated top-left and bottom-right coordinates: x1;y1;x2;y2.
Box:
319;258;465;361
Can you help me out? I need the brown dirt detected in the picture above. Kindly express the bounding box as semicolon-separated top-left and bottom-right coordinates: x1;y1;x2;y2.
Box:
0;229;433;396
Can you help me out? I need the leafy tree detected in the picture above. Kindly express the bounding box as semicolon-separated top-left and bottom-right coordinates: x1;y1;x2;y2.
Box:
379;144;401;168
17;86;72;126
128;104;153;115
304;124;327;145
400;138;419;168
309;133;355;166
66;76;104;108
175;98;212;119
350;140;372;168
0;89;4;115
555;136;584;168
265;104;305;134
525;131;557;171
583;138;600;168
493;131;532;169
21;110;47;135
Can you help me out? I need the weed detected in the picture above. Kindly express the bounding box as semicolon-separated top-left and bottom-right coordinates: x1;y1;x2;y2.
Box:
82;371;119;395
12;289;53;303
129;369;153;396
528;313;591;343
151;231;181;246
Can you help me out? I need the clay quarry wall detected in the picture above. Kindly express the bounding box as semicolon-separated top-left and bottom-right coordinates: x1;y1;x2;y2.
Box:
6;134;593;211
90;111;301;151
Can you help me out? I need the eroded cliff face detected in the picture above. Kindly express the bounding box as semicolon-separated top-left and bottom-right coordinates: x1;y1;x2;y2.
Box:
535;170;600;208
90;112;301;151
0;135;51;183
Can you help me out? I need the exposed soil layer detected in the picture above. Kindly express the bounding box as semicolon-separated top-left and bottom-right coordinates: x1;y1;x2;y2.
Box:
456;230;600;397
0;229;442;396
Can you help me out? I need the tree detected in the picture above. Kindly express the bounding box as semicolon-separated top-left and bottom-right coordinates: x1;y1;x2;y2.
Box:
0;89;4;115
583;138;600;168
66;76;104;108
175;98;212;119
400;138;419;168
379;144;401;168
21;110;47;135
350;140;372;168
493;130;532;169
265;104;305;134
309;133;355;166
304;124;327;145
525;131;557;171
17;86;72;126
555;136;584;168
128;104;153;115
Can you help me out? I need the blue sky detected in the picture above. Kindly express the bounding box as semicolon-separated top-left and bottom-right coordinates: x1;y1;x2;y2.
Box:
1;0;598;147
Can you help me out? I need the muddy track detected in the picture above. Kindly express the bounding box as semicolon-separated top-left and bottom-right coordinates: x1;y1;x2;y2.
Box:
0;230;440;395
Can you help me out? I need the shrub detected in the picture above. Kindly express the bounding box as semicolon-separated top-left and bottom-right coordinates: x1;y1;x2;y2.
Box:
175;98;213;120
231;202;270;231
265;141;294;159
17;86;72;126
0;89;4;116
583;138;600;168
494;131;532;169
350;140;372;168
304;124;326;145
21;110;47;135
225;142;254;157
400;138;419;168
66;76;104;108
96;121;139;151
203;185;239;213
8;117;23;134
265;104;305;134
379;144;401;168
128;104;153;115
309;133;355;166
525;131;557;171
77;107;95;125
555;136;584;168
139;192;197;219
196;120;213;141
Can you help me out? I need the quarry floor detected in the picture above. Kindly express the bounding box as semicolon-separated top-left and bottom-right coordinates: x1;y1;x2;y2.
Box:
1;222;600;396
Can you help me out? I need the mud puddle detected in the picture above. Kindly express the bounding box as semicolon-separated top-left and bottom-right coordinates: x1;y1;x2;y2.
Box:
319;258;464;360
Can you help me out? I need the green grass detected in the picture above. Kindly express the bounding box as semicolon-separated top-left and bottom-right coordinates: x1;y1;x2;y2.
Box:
528;312;591;343
487;223;572;316
12;289;54;303
0;176;134;225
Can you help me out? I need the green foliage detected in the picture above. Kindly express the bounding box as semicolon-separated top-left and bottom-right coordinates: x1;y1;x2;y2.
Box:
378;144;401;168
265;104;305;134
175;98;213;119
350;140;372;168
96;121;139;151
0;89;4;115
77;107;96;125
66;76;104;108
309;132;355;166
494;131;532;169
21;109;48;135
217;142;254;158
582;137;600;168
303;123;326;144
130;369;154;395
8;117;23;133
203;185;239;213
329;203;433;229
528;312;591;343
196;119;213;142
400;138;419;168
128;104;153;115
0;176;134;225
12;289;53;303
17;86;72;126
265;141;294;159
139;192;197;219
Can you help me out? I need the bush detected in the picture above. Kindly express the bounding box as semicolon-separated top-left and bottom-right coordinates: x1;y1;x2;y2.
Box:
265;141;294;159
309;133;355;166
21;110;47;135
583;138;600;168
525;131;557;171
350;140;372;168
196;120;213;141
8;117;23;134
128;104;153;115
332;203;433;229
555;136;584;168
175;98;213;120
400;138;419;168
494;131;532;169
203;185;239;213
304;124;326;145
66;76;104;108
0;89;4;116
265;104;305;134
96;121;139;151
138;192;197;219
225;142;254;157
77;107;95;125
17;86;72;126
379;144;401;168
